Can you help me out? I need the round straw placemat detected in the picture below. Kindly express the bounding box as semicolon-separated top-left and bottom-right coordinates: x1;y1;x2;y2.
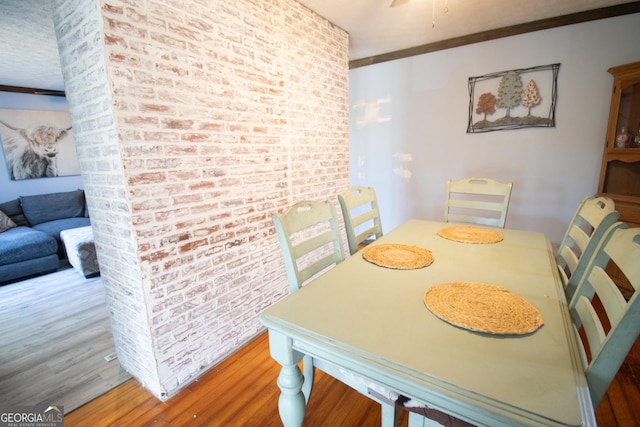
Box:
423;282;543;335
437;225;503;244
362;244;434;270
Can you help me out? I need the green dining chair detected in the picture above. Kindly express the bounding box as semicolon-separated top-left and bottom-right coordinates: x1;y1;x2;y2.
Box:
272;200;399;425
273;200;345;294
556;195;619;302
568;222;640;407
338;186;383;255
444;177;513;228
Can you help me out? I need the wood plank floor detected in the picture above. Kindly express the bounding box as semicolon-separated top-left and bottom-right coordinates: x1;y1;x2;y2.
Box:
0;266;131;413
66;330;640;427
5;265;640;425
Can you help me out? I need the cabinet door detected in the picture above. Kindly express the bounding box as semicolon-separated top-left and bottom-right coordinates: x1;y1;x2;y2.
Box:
598;61;640;226
612;79;640;149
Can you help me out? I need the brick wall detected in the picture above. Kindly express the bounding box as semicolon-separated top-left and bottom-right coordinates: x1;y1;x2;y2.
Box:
52;0;349;399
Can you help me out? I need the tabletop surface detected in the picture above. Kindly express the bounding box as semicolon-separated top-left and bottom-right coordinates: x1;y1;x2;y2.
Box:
261;219;594;426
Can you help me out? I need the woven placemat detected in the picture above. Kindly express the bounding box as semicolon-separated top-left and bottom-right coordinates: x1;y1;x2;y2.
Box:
423;282;543;335
437;225;503;244
362;244;434;270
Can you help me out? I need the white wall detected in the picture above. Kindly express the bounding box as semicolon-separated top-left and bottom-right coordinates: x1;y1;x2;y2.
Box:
0;92;83;202
349;14;640;245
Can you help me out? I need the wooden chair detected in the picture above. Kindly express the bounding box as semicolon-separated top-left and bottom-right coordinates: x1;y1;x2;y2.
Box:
444;178;513;228
273;200;345;294
338;186;383;255
272;200;398;425
556;195;618;302
568;222;640;407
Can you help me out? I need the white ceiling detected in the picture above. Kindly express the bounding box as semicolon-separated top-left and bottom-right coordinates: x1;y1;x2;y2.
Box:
297;0;636;60
0;0;636;92
0;0;63;91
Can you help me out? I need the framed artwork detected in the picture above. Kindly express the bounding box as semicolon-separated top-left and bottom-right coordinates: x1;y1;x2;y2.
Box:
467;63;560;133
0;108;79;180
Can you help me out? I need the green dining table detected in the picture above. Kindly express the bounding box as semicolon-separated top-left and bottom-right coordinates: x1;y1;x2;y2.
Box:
260;219;596;426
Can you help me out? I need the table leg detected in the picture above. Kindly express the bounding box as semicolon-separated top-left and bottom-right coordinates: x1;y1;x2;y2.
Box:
268;329;306;427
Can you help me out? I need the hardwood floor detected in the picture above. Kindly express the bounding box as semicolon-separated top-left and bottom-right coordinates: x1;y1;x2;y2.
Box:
5;265;638;425
67;331;640;427
0;265;130;413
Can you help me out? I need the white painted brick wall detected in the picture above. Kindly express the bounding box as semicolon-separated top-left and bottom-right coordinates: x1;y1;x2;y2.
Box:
52;0;348;399
51;0;166;397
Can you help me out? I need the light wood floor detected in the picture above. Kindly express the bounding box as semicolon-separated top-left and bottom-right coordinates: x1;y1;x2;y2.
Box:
67;331;640;427
0;266;130;413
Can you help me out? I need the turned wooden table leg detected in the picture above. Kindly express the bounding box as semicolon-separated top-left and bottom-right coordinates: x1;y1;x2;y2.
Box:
268;330;305;427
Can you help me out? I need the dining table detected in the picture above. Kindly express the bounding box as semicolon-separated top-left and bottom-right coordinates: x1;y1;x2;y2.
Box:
260;219;596;427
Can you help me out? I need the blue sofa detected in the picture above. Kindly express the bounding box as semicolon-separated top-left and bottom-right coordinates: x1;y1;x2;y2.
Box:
0;189;91;283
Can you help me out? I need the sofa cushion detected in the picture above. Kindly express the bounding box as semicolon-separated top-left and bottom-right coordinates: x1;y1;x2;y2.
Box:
0;210;17;233
20;190;85;226
0;255;60;283
0;226;58;266
0;199;29;226
32;217;92;241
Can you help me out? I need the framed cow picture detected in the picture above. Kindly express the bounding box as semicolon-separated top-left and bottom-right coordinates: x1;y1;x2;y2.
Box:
0;108;79;180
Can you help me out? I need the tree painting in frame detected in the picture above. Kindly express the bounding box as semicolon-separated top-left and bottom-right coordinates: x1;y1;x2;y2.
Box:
467;63;560;133
0;108;79;180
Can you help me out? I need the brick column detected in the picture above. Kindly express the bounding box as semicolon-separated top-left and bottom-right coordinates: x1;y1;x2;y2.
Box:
51;0;348;399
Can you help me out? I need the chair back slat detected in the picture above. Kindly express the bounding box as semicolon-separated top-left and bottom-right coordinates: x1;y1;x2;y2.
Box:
559;245;579;277
352;209;379;229
444;178;513;228
591;266;628;326
447;198;507;213
556;195;619;301
291;230;341;261
298;253;343;284
606;233;640;288
567;226;590;255
273;200;345;293
569;223;640;407
338;186;383;255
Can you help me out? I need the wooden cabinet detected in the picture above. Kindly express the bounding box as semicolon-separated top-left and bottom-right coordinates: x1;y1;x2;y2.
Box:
597;61;640;228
